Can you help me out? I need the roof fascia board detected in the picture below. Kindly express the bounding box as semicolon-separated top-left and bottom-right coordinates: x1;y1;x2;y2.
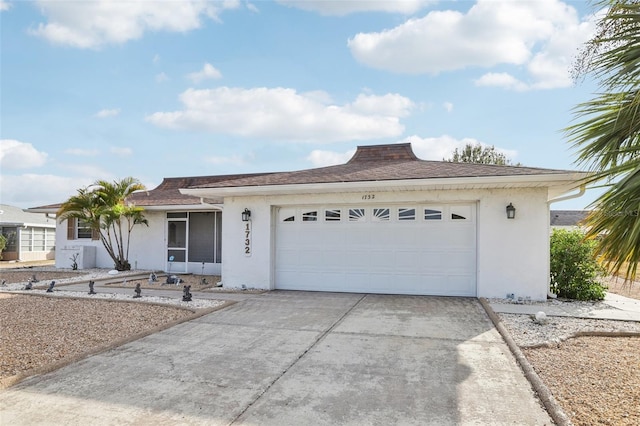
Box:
181;172;589;198
142;204;223;211
0;222;56;228
23;208;58;214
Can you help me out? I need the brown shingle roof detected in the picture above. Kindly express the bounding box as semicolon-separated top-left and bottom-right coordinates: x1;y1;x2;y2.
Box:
189;143;575;190
28;144;581;211
129;173;272;207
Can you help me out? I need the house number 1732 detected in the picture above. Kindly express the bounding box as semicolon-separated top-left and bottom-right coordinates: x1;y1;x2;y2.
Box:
244;221;251;257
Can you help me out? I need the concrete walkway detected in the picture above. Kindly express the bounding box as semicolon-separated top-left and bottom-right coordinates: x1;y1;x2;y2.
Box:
0;292;552;425
490;292;640;322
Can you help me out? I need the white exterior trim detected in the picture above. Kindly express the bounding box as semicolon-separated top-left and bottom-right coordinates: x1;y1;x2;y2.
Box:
181;172;586;198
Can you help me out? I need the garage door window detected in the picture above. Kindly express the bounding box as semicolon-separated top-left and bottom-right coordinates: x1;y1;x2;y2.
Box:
373;208;390;222
424;208;442;220
302;211;318;222
325;209;341;221
349;208;365;222
451;205;471;221
398;208;416;221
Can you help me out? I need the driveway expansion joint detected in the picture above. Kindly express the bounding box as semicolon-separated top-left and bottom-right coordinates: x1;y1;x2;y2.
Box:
228;293;367;425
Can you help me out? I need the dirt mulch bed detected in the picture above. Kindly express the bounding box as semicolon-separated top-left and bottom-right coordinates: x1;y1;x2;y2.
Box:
0;270;85;285
605;276;640;300
0;294;196;387
105;274;265;293
105;274;222;292
523;336;640;426
521;279;640;426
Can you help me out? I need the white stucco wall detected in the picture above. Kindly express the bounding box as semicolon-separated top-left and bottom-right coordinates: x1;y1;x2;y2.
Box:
55;212;166;271
54;211;222;275
220;188;552;300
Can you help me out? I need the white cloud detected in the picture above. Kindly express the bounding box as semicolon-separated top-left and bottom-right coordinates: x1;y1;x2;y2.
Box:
146;87;414;143
0;1;11;12
0;174;91;208
30;0;240;48
306;148;356;167
153;53;160;64
348;0;596;90
110;147;133;157
95;108;120;118
187;63;222;83
348;93;413;117
64;148;100;157
156;72;169;83
474;73;529;92
276;0;433;16
443;102;453;113
0;140;48;170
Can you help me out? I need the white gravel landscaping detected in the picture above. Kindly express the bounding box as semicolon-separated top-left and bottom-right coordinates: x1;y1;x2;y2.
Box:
8;289;225;310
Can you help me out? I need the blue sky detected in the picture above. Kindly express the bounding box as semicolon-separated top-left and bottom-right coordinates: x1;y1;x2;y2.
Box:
1;0;603;209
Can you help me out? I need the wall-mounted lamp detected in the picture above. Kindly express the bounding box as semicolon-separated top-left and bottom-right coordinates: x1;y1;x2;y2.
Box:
506;203;516;219
242;208;251;222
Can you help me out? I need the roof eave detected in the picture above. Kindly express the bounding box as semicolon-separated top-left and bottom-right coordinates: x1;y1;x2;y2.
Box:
142;203;223;212
180;172;589;198
24;207;58;214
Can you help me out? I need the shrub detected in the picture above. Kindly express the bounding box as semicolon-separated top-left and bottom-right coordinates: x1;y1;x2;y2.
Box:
0;234;6;260
550;228;607;300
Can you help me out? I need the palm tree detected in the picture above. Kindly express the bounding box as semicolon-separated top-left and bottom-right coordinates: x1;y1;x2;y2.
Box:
566;0;640;281
57;177;148;271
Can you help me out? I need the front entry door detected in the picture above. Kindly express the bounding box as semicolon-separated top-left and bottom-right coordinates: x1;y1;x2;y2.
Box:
166;217;188;273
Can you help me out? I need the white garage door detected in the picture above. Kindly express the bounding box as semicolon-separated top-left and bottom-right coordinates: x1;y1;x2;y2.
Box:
275;204;476;296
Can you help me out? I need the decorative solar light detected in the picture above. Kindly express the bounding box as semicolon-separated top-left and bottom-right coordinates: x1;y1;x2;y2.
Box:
506;203;516;219
242;208;251;222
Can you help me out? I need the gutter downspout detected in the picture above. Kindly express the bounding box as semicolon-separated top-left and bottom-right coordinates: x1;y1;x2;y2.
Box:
546;184;587;298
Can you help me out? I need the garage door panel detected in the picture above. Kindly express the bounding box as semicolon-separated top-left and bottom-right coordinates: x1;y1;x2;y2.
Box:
275;204;476;296
321;250;348;267
393;251;424;268
344;228;371;246
445;275;475;296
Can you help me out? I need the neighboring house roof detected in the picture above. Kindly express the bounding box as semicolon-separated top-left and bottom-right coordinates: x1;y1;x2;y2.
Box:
550;210;590;227
0;204;56;228
180;143;588;199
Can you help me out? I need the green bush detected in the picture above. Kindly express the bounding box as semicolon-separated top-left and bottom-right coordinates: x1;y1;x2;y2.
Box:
0;234;6;260
550;229;607;300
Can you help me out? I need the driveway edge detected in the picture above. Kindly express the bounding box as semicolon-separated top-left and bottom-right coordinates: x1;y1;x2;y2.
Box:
0;299;236;390
478;297;572;426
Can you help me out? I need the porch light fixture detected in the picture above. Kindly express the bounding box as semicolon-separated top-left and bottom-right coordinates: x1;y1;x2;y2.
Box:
506;203;516;219
242;208;251;222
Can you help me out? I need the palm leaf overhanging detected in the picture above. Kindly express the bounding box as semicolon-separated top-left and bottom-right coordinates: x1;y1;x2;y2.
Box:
566;0;640;281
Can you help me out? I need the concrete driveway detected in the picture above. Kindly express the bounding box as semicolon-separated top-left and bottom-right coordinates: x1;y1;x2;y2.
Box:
0;292;551;425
